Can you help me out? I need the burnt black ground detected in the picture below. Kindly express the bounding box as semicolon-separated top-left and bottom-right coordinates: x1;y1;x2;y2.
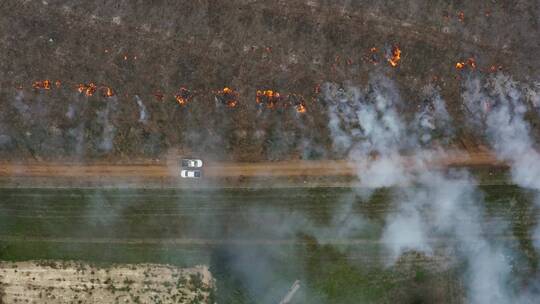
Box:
1;0;539;161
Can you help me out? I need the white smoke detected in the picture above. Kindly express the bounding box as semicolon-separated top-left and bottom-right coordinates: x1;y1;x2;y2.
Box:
323;77;411;190
97;97;118;152
323;75;525;303
463;74;540;249
525;81;540;109
414;84;453;145
12;90;30;119
135;95;149;124
66;103;76;120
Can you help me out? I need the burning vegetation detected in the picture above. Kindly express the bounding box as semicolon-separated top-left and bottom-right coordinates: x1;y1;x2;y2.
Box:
175;87;192;106
77;83;98;96
457;11;465;22
387;46;401;67
102;87;115;98
288;93;307;113
296;102;307;113
32;80;52;90
216;87;239;108
256;90;283;109
455;58;477;70
363;47;380;65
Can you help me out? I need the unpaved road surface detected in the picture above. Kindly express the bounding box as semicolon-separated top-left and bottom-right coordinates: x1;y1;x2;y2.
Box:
0;151;506;188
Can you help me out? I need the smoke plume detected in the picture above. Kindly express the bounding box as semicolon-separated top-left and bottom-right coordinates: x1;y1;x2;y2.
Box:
321;74;528;303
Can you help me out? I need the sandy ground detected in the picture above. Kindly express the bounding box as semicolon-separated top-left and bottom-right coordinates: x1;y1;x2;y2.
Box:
0;261;213;304
0;150;506;188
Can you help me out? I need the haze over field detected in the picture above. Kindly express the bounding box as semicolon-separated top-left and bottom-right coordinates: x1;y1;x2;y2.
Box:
1;1;540;303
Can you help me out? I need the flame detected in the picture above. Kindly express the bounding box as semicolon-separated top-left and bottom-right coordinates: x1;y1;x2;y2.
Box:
296;103;306;113
467;58;477;69
365;47;380;65
175;95;186;105
458;11;465;22
85;83;97;96
217;87;238;108
175;87;191;106
32;80;52;90
388;46;401;67
103;87;115;97
455;58;476;70
76;83;97;96
55;80;61;88
256;90;282;109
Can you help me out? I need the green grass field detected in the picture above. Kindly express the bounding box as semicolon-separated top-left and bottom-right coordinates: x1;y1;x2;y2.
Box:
0;185;536;303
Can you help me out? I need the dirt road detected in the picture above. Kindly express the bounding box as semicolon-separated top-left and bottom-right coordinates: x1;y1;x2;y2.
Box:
0;150;506;188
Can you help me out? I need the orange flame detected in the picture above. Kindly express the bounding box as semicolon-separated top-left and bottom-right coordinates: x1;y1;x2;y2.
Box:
85;83;97;96
388;46;401;67
76;83;97;96
55;80;61;88
467;58;477;69
217;87;238;108
175;87;191;106
256;90;282;109
455;58;476;70
32;80;52;90
296;103;306;113
103;87;115;97
457;11;465;22
365;47;380;65
175;95;186;105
